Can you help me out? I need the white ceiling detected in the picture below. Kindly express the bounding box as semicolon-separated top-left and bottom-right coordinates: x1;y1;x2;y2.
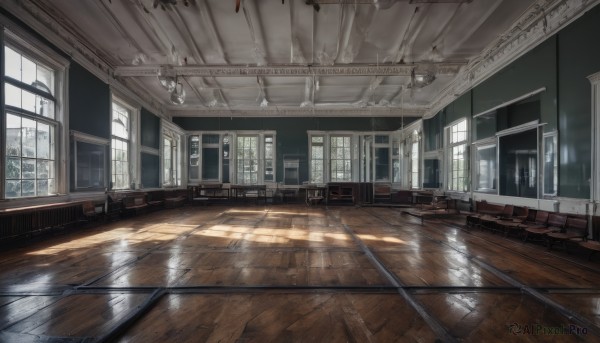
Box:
19;0;539;118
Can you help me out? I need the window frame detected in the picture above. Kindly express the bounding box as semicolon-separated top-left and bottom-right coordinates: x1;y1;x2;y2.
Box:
110;96;139;190
187;131;276;185
329;134;353;182
2;27;68;200
472;140;497;194
542;131;558;197
309;135;325;184
445;118;469;192
162;122;183;188
496;120;541;199
411;132;420;189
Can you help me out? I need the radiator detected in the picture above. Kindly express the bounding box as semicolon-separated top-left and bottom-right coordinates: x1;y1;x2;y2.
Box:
0;203;82;240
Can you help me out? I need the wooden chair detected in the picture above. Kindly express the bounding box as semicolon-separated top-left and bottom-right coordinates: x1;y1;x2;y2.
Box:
579;240;600;260
82;201;99;222
480;205;514;232
523;212;566;243
547;216;588;252
495;206;529;237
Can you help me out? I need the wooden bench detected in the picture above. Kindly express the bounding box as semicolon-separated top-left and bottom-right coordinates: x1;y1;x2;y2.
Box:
146;190;165;210
164;189;188;208
579;240;600;260
122;193;148;216
547;215;589;252
465;200;506;227
523;212;566;243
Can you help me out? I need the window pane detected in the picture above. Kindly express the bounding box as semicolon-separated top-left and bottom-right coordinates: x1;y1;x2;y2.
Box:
112;102;129;139
37;96;55;119
5;180;21;198
544;135;557;195
36;64;54;95
6;157;21;179
37;160;49;179
5;46;22;80
48;179;55;194
202;134;219;144
22;158;36;179
6;113;22;156
37;180;49;196
21;56;36;86
5;83;21;108
375;135;389;144
312;136;323;143
22;118;37;158
22;88;36;112
37;122;51;159
22;180;35;197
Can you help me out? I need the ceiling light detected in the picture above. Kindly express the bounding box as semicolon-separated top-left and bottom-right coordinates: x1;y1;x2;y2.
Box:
158;67;176;92
412;63;436;88
170;81;186;105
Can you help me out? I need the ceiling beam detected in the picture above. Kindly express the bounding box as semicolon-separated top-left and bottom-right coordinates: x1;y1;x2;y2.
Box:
169;106;424;117
114;62;464;77
307;0;471;3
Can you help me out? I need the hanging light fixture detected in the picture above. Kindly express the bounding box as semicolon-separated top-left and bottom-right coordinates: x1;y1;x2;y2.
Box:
158;67;176;92
170;78;186;105
412;63;436;88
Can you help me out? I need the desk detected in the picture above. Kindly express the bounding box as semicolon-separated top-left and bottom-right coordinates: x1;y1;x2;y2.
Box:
230;185;267;203
326;182;357;205
199;186;229;199
304;185;326;206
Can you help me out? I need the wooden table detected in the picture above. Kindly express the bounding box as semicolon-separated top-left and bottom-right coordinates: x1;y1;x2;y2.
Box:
230;184;267;203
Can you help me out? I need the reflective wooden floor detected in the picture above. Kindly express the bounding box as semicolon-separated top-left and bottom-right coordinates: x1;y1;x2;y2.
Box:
1;205;600;342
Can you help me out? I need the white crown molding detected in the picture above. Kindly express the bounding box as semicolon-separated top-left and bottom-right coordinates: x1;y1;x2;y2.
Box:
169;106;424;118
114;63;465;78
2;0;168;120
588;71;600;83
424;0;600;119
70;130;111;146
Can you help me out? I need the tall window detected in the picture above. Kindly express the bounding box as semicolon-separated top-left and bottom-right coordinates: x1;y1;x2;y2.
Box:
310;136;324;183
111;101;130;189
189;135;200;180
163;133;179;187
411;137;419;189
236;135;258;184
330;135;352;181
264;135;274;182
374;135;390;181
447;119;468;192
202;134;220;181
475;144;496;192
4;44;58;198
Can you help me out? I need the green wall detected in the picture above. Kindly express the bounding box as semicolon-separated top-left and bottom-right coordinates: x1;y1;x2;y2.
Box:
141;152;160;188
423;112;443;152
557;4;600;198
69;63;111;139
446;92;472;125
472;36;557;132
428;5;600;199
173;117;414;183
140;108;161;149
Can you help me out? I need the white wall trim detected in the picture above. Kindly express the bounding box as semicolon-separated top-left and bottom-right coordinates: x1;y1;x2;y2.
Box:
589;71;600;215
473;88;546;118
425;0;600;119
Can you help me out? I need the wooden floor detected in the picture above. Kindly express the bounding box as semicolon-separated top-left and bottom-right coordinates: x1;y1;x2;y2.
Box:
1;205;600;342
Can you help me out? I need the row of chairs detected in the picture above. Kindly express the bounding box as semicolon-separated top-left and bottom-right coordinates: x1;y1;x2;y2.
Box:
466;204;589;252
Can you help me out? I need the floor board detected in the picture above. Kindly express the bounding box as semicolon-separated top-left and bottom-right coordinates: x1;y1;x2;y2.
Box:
0;205;599;341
